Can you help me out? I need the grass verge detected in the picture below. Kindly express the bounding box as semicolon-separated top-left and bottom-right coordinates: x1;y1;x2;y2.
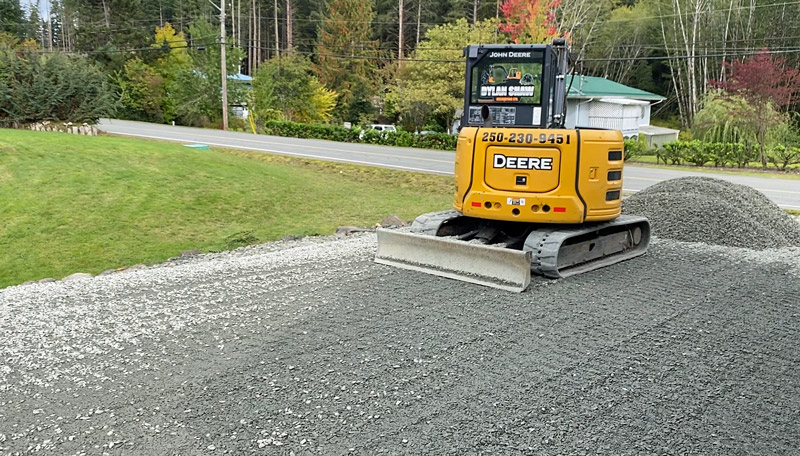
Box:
0;129;453;287
627;155;800;180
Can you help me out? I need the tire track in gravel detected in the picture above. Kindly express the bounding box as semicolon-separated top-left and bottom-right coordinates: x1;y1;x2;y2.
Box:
165;240;799;455
1;235;799;455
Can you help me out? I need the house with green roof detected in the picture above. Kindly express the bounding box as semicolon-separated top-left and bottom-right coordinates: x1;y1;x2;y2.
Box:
565;75;677;144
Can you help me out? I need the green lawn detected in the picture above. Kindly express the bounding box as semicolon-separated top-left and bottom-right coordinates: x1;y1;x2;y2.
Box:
0;130;453;287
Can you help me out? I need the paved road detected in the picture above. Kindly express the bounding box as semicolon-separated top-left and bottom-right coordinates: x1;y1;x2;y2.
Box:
98;119;800;209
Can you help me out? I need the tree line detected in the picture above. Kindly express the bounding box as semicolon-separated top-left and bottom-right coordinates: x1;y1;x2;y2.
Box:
2;0;800;160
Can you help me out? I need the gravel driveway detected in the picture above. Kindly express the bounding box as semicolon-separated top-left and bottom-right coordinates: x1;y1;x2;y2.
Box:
1;234;799;455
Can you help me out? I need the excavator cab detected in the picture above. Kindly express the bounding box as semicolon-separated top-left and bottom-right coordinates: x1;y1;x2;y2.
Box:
506;67;522;81
375;39;650;291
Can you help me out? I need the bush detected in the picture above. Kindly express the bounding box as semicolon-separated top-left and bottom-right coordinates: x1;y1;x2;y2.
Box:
261;121;361;142
730;143;759;168
0;49;116;126
413;133;458;150
656;139;764;168
707;142;728;167
623;137;647;161
258;120;457;151
767;144;800;171
659;141;683;165
682;140;711;166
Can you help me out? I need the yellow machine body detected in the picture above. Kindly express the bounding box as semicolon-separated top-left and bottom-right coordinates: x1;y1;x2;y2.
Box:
374;41;650;291
454;126;625;224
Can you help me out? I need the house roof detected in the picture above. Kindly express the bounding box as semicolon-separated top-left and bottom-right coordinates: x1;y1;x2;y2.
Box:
566;75;665;101
229;73;253;82
597;97;650;106
639;125;680;135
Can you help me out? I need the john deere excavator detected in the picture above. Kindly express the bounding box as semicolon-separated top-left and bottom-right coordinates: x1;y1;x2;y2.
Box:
375;39;650;292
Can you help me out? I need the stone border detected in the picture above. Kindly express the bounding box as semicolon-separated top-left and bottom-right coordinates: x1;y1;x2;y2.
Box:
26;121;98;136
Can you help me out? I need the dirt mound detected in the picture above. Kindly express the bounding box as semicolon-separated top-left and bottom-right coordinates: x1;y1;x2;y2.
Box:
622;176;800;249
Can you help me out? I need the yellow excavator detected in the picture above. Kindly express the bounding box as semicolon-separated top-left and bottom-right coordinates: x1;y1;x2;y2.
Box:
375;39;650;291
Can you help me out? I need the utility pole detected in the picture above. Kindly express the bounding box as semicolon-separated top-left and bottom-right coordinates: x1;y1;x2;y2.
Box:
286;0;293;52
211;0;229;130
495;0;499;38
274;0;279;58
398;0;404;60
416;0;421;48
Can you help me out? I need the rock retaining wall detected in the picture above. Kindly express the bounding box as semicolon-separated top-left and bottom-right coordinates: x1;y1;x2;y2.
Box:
26;121;98;136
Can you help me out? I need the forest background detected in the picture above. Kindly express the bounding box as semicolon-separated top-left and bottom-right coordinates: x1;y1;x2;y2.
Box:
3;0;800;163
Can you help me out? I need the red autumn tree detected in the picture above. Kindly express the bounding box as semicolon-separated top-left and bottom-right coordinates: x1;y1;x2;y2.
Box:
500;0;562;44
711;50;800;167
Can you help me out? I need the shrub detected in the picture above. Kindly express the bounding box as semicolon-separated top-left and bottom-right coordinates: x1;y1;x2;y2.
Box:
414;133;458;150
707;142;729;167
659;141;683;165
767;144;800;171
730;143;759;168
682;140;711;166
623;137;647;161
257;120;457;151
0;50;115;126
261;121;360;142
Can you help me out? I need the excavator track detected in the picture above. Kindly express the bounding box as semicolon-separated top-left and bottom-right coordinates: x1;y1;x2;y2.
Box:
523;215;650;278
375;210;650;291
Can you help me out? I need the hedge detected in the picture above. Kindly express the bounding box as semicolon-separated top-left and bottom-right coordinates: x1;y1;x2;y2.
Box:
256;122;799;170
259;120;458;151
656;140;798;168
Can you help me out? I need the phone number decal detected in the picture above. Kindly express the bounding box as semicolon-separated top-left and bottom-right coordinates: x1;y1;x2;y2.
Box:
481;132;570;145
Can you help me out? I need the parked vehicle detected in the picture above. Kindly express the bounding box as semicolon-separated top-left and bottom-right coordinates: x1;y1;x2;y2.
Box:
359;124;397;139
366;124;397;133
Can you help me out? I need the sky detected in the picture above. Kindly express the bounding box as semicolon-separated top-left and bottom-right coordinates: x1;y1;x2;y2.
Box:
22;0;50;17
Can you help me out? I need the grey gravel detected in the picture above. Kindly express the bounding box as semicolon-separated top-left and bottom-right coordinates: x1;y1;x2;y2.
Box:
1;231;799;455
623;176;800;249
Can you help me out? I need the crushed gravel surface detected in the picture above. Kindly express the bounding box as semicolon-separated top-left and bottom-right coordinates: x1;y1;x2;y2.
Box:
622;176;800;249
1;232;799;455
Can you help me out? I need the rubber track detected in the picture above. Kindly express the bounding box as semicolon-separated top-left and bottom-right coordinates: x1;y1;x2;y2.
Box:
410;210;464;236
410;211;650;280
524;215;650;278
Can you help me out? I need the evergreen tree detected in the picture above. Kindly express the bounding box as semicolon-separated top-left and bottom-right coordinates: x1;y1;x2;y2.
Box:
0;0;25;38
0;48;116;126
314;0;379;122
26;5;42;44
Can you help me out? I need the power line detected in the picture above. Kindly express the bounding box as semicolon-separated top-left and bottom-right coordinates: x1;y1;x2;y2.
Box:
577;47;800;63
603;0;800;24
10;0;800;30
23;40;800;66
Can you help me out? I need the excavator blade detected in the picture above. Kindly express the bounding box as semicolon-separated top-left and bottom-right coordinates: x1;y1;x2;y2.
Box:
374;229;532;292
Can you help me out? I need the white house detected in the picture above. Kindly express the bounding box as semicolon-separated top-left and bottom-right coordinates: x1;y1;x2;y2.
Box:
565;75;672;140
228;73;254;120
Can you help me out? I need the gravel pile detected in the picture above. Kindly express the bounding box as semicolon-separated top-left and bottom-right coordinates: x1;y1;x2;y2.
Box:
622;176;800;249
